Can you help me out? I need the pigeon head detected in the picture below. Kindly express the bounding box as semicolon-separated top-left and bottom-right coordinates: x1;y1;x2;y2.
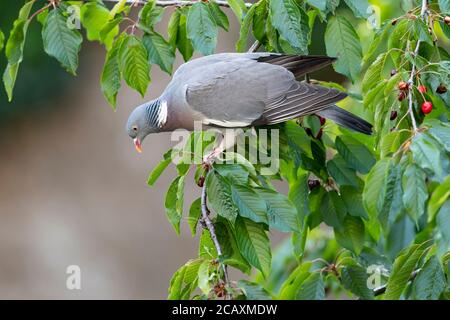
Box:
126;99;167;153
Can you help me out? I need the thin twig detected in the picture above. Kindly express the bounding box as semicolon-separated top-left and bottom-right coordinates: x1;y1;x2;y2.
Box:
101;0;253;8
201;169;231;299
247;40;261;53
406;0;428;132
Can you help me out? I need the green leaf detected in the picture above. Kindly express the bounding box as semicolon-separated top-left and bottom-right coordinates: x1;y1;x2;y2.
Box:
341;265;374;300
384;242;431;299
187;2;218;56
341;186;368;219
436;200;450;249
227;0;248;22
363;159;394;224
81;2;118;50
0;29;4;52
335;136;375;174
199;229;218;259
165;176;185;235
208;2;229;31
142;31;175;75
402;164;428;223
118;34;150;97
427;120;450;153
139;0;164;29
325;15;362;82
388;20;410;67
410;133;449;182
188;198;201;236
42;8;83;75
427;175;450;221
279;262;312;299
231;185;268;225
168;259;203;299
343;0;370;19
252;0;268;43
335;215;365;254
269;0;310;53
412;256;446;300
258;188;300;232
101;35;124;108
3;1;35;101
147;154;172;186
99;17;122;48
197;260;212;295
296;272;325;300
321;191;346;230
305;0;326;11
108;0;128;20
439;0;450;14
236;2;255;52
234;216;271;277
288;171;310;223
175;10;194;61
205;171;238;224
327;155;358;187
362;52;388;94
214;164;249;185
238;280;272;300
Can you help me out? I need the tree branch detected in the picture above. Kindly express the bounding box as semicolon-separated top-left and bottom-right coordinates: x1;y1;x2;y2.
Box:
407;0;428;132
101;0;253;8
373;269;421;296
201;169;231;299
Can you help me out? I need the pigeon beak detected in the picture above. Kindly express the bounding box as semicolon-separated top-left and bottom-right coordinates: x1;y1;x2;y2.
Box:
133;138;142;153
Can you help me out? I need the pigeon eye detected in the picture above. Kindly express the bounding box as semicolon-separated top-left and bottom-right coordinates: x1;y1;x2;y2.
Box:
132;126;138;132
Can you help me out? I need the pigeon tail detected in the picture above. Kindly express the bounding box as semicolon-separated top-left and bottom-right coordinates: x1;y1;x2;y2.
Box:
317;105;372;135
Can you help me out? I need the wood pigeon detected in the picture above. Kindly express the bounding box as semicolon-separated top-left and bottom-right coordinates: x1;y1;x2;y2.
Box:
126;53;372;156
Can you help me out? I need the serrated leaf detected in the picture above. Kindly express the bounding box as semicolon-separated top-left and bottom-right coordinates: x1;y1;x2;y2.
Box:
341;265;374;300
208;2;229;31
427;120;450;153
384;242;431;299
427;175;450;221
327;154;358;187
205;171;238;224
412;256;446;300
3;1;35;101
175;10;194;61
279;262;312;299
147;156;172;186
321;191;346;230
402;164;428;223
269;0;310;53
227;0;248;22
252;0;268;43
258;188;300;232
234;216;271;277
168;259;203;299
108;0;127;20
335;136;375;174
100;35;124;108
410;133;449;182
238;280;272;300
362;52;388;94
118;34;150;97
165;176;185;235
288;171;310;223
81;2;118;50
142;32;175;74
296;272;325;300
187;2;217;56
139;0;164;29
188;198;201;236
236;2;255;52
197;260;212;295
343;0;370;18
325;15;362;82
231;185;268;225
341;186;368;219
42;8;83;75
439;0;450;14
335;216;365;254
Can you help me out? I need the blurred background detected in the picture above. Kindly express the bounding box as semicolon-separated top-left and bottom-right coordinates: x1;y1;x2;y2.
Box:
0;1;405;299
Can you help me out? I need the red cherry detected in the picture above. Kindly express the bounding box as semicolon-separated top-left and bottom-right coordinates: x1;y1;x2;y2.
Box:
318;116;326;126
390;111;398;120
398;91;406;101
421;101;433;114
445;16;450;25
308;179;320;190
197;176;205;187
436;84;447;94
418;85;427;93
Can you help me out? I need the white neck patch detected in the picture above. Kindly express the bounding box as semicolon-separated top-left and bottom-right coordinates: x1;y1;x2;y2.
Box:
157;100;168;127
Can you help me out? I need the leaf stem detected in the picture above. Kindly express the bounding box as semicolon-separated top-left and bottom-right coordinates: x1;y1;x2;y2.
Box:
201;168;231;299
